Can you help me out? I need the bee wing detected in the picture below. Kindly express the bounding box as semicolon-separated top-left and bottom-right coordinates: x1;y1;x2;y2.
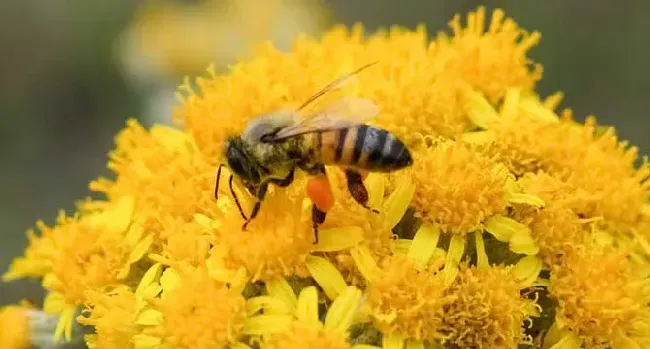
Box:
271;97;380;141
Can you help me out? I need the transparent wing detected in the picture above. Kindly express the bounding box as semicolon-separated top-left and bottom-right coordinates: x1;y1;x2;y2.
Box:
271;97;380;141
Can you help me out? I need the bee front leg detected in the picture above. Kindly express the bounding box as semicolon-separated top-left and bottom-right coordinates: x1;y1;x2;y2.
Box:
241;169;295;230
242;181;269;230
344;169;380;214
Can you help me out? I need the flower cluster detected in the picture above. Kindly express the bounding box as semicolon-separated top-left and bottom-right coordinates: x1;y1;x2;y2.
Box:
3;6;650;349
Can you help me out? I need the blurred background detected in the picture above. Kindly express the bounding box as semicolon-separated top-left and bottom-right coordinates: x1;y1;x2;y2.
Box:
1;0;649;304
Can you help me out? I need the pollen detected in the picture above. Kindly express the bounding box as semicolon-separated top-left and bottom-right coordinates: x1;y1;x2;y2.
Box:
440;264;537;349
77;286;138;349
152;267;247;349
407;138;508;235
366;254;452;342
548;244;650;348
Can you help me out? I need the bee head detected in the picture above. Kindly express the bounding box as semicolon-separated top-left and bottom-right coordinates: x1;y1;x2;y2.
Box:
224;137;261;185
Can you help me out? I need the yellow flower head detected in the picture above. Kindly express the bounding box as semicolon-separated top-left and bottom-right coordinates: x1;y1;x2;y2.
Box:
514;172;589;267
0;304;30;349
91;121;219;238
246;286;368;349
440;264;538;349
137;265;248;349
467;90;650;233
175;7;542;156
406;138;509;235
77;286;139;349
548;244;650;348
366;254;451;343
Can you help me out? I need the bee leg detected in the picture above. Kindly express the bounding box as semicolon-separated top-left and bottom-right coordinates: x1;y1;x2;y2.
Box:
311;205;326;244
344;169;380;214
229;175;248;221
241;170;294;230
241;181;269;230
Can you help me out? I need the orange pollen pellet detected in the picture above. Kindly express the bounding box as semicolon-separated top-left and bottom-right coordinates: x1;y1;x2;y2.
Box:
306;176;335;212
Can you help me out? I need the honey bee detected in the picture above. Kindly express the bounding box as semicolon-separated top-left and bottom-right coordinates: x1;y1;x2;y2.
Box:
215;62;413;243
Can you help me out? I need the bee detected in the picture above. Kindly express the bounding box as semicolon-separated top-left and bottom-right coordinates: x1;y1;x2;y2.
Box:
215;62;413;243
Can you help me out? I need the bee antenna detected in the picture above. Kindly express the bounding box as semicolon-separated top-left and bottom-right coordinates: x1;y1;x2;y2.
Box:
215;164;225;199
229;174;248;221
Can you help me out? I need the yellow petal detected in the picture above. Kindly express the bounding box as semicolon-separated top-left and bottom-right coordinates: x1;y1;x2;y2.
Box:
136;309;163;326
383;332;405;349
107;196;135;233
266;277;297;311
507;193;545;207
407;224;440;270
474;232;489;269
350;245;380;283
352;345;382;349
324;286;362;334
610;329;642;349
405;340;425;349
159;267;181;296
296;286;319;323
133;334;162;349
366;173;385;209
509;227;539;255
484;215;527;242
129;234;154;264
136;263;163;297
383;177;415;229
314;227;364;252
231;343;253;349
306;255;348;300
466;89;500;129
150;125;191;151
53;305;76;343
520;97;560;124
446;234;465;264
548;332;582;349
395;239;411;254
43;292;66;314
501;88;521;118
512;255;542;287
246;296;291;316
241;315;293;335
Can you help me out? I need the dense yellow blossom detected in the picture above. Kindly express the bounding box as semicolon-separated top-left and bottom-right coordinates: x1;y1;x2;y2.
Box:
440;264;539;348
547;244;650;348
4;6;650;349
0;304;30;349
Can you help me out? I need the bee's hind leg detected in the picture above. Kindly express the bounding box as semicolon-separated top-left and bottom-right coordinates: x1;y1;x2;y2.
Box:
344;169;380;214
311;205;326;244
241;169;295;230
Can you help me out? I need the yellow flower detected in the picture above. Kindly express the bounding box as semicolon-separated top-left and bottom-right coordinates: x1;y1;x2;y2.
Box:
440;264;540;349
4;196;149;342
134;263;253;349
514;172;591;267
175;7;541;156
77;263;163;349
342;227;453;348
245;285;376;349
465;89;650;235
394;137;542;264
0;304;30;349
546;244;650;348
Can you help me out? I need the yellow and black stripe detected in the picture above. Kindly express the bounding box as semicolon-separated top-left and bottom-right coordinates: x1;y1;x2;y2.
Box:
317;125;412;172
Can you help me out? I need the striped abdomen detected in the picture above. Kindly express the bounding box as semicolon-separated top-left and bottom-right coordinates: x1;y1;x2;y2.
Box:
317;125;413;172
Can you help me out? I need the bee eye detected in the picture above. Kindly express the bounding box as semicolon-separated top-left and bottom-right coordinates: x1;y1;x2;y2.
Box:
226;143;259;182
